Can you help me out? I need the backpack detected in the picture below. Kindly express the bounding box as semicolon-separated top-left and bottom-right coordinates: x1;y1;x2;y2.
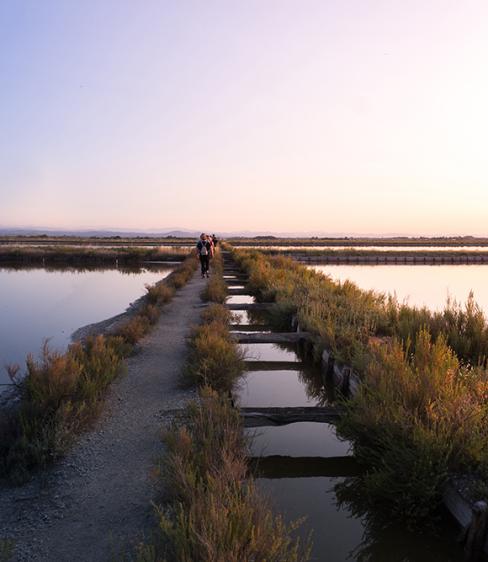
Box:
199;241;208;256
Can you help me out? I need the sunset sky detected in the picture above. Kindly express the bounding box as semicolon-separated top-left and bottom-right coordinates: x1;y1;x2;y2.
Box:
1;1;487;235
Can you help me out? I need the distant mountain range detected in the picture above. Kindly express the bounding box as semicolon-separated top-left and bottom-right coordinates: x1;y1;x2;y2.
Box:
0;227;202;238
0;227;483;239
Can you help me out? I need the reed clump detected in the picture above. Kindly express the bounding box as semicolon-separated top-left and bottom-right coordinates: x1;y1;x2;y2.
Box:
138;260;310;561
0;245;191;266
1;336;124;481
235;250;488;369
339;330;488;524
200;251;228;303
233;248;488;522
0;255;198;481
185;304;244;393
136;387;310;562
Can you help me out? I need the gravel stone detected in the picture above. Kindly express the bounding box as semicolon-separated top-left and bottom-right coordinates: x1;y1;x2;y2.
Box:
0;271;204;562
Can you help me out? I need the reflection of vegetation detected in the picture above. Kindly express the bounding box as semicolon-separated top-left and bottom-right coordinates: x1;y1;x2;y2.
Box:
233;249;488;525
0;255;198;482
334;477;463;562
0;235;194;246
0;263;175;274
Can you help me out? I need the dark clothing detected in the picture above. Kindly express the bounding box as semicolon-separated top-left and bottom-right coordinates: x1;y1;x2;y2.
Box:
197;239;211;277
212;235;218;247
197;240;211;254
199;254;209;276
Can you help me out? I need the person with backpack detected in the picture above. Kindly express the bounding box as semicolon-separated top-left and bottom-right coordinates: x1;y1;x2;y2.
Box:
196;233;211;278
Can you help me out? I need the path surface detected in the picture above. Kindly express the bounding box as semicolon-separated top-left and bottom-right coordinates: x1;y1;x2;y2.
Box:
0;271;205;562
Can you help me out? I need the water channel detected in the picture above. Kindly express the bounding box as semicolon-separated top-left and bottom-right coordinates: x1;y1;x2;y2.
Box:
0;263;175;385
226;277;465;561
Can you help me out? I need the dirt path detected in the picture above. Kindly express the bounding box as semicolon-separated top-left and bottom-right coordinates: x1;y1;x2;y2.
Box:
1;271;205;562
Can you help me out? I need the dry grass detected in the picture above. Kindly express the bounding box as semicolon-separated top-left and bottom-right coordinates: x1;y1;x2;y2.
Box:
233;247;488;523
185;304;244;393
0;245;191;266
0;255;198;481
135;388;310;562
200;251;228;303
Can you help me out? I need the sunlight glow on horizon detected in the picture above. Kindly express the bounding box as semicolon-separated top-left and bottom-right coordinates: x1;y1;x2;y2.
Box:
1;1;488;235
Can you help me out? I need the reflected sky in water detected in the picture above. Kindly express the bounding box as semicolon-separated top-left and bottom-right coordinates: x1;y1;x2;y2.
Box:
239;343;300;362
226;294;255;304
236;369;320;407
0;265;173;384
246;422;351;458
236;245;488;252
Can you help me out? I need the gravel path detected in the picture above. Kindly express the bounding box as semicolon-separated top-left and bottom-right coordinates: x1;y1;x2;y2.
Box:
0;271;205;562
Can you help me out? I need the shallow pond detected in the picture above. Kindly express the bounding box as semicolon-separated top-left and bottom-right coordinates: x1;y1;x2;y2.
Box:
0;264;174;385
310;264;488;314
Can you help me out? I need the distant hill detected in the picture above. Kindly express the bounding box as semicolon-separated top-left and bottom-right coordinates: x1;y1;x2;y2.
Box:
0;227;202;238
1;227;484;239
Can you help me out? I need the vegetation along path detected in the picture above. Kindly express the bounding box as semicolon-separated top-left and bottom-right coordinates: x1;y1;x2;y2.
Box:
0;269;205;562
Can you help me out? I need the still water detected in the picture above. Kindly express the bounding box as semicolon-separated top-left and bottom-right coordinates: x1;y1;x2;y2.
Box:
236;369;321;407
235;321;464;560
310;264;488;314
235;245;488;252
0;264;174;385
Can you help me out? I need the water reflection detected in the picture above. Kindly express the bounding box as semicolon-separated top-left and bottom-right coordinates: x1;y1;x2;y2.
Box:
257;476;365;562
226;294;255;305
334;477;464;562
310;264;488;315
246;422;351;458
239;343;300;362
0;264;174;385
235;245;488;252
0;263;174;274
257;472;464;561
236;370;322;407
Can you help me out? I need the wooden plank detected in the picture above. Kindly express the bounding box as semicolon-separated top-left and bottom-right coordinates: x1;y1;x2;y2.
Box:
241;406;343;427
226;303;273;311
243;360;304;370
249;455;361;478
443;483;474;530
235;332;312;344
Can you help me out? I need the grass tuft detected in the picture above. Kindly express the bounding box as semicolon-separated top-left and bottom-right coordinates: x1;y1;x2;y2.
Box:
0;254;197;481
137;388;310;562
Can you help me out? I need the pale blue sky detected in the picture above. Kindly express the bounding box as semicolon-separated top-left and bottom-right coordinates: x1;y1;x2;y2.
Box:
1;1;488;234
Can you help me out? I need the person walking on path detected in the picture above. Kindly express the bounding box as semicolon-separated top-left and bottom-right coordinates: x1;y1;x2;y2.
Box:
197;233;211;278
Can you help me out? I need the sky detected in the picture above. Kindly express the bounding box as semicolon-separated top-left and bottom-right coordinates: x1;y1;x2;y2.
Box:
1;0;488;235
